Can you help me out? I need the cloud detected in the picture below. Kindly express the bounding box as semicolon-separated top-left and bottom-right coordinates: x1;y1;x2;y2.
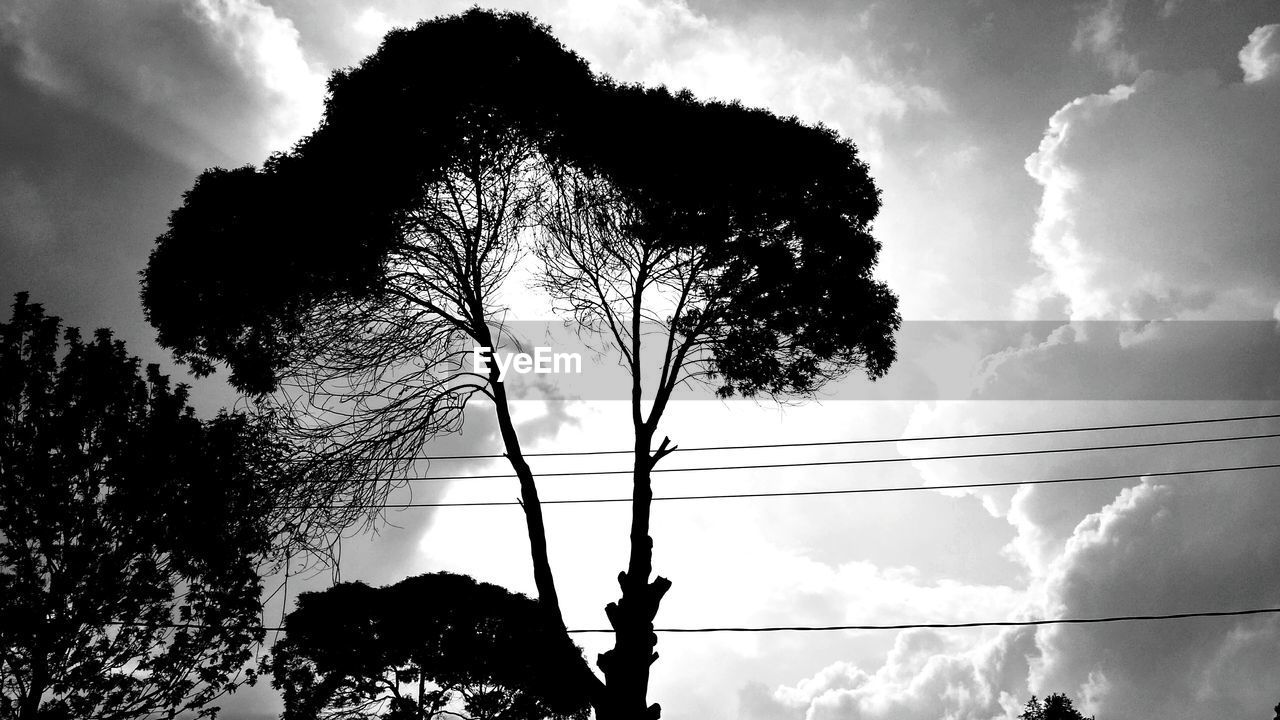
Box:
1028;475;1280;719
1073;0;1140;78
751;628;1035;720
1018;26;1280;320
0;0;327;412
764;431;1280;720
1239;23;1280;83
533;0;947;167
351;6;396;44
0;0;325;167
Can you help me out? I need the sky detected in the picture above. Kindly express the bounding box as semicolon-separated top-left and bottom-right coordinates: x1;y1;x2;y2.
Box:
2;0;1280;718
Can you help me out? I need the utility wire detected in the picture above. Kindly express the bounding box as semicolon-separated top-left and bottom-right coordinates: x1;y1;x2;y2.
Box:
307;430;1280;484
279;461;1280;510
104;606;1280;634
394;411;1280;461
573;607;1280;633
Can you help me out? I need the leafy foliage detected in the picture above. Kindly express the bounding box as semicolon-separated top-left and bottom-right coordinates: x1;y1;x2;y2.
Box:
140;9;606;559
1019;693;1095;720
548;82;897;398
267;573;591;720
141;8;595;397
142;7;897;403
0;293;280;720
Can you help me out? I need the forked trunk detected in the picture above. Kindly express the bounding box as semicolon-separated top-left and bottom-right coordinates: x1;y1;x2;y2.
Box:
487;346;672;720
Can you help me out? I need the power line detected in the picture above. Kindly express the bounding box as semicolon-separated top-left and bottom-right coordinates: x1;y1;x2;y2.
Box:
397;411;1280;460
573;606;1280;633
280;461;1280;510
104;606;1280;634
316;430;1280;483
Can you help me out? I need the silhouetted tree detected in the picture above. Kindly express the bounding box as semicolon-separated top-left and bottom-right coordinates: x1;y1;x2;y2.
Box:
536;81;896;717
1273;699;1278;720
142;6;596;587
0;294;284;719
1019;693;1095;720
140;9;897;720
267;573;590;720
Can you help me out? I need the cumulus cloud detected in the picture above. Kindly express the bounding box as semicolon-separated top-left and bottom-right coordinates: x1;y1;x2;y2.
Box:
0;0;325;167
764;428;1280;720
1239;23;1280;83
793;62;1280;704
1018;26;1280;320
748;628;1035;720
1029;475;1280;719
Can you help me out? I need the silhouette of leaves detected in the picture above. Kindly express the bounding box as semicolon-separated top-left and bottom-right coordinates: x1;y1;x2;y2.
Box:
0;293;283;719
267;572;591;720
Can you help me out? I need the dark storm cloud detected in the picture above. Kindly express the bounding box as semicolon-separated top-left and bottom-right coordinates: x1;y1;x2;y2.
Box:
0;0;324;409
1;0;323;167
0;40;197;382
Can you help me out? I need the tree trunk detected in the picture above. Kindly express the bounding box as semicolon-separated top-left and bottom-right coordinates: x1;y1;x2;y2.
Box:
20;640;47;720
486;372;607;709
491;378;567;630
417;671;426;720
480;334;667;720
594;431;671;720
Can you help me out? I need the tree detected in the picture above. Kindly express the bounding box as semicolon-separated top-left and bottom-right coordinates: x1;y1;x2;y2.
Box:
1019;693;1095;720
141;9;898;720
535;82;897;718
267;572;590;720
141;5;597;568
0;293;285;719
1273;700;1278;720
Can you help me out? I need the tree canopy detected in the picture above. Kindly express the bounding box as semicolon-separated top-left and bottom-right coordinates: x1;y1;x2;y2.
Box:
544;81;896;399
267;572;591;720
0;293;284;720
141;8;897;403
141;8;596;396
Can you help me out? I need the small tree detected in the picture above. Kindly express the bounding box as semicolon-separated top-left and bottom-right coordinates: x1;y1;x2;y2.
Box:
1273;700;1278;720
267;572;590;720
0;294;284;719
1019;693;1095;720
